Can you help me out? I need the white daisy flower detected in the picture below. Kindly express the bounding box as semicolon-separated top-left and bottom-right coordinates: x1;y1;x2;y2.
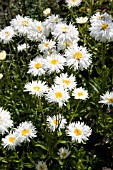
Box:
27;20;44;41
90;12;113;24
52;23;79;42
0;26;16;43
99;91;113;107
43;8;51;16
10;14;33;36
45;53;66;74
15;121;37;143
43;14;63;34
65;44;92;70
27;56;46;76
17;43;29;52
2;132;19;150
72;87;89;100
46;85;70;107
65;0;82;8
35;161;48;170
0;107;13;135
46;114;67;132
54;73;77;91
89;20;113;42
66;121;92;143
24;80;48;97
38;37;56;52
0;50;6;60
58;147;71;159
76;17;88;24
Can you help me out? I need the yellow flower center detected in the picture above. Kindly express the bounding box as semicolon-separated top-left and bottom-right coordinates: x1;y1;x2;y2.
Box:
55;92;62;98
54;18;59;23
22;129;30;136
51;59;58;65
98;15;105;20
62;26;69;33
65;41;72;47
77;91;84;97
107;97;113;103
37;26;42;31
35;63;42;68
9;137;15;143
53;119;58;125
101;24;108;30
73;52;82;60
5;32;10;37
21;20;29;26
63;79;70;85
62;152;67;157
33;86;40;92
40;166;45;170
71;0;76;2
74;129;82;136
43;42;49;47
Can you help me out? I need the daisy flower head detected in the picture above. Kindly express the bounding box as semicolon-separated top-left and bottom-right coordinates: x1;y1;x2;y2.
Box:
0;50;6;60
1;131;19;150
65;44;92;71
46;114;67;132
76;17;88;24
0;26;16;43
27;56;46;76
35;161;48;170
66;121;92;143
27;20;44;41
43;14;63;33
0;73;3;79
46;85;70;107
99;91;113;107
65;0;82;8
54;73;77;91
72;87;89;100
17;43;29;52
45;53;66;74
58;147;71;159
52;23;79;42
90;12;113;24
24;80;48;97
0;107;13;135
89;20;113;42
10;14;33;36
38;37;56;53
15;121;37;143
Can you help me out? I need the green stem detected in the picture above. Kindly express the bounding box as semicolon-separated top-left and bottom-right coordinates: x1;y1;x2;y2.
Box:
38;97;44;121
25;35;28;58
101;42;106;67
70;100;81;123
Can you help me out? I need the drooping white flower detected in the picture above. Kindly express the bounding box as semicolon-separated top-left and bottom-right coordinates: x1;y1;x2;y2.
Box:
65;0;82;8
72;87;89;100
0;50;6;60
0;73;3;79
24;80;48;97
66;121;92;143
58;147;71;159
46;85;70;107
35;161;48;170
27;56;46;76
65;44;92;70
0;26;16;43
43;8;51;16
99;91;113;107
54;73;77;91
76;17;88;24
46;114;67;132
14;121;37;143
17;43;29;52
0;107;13;135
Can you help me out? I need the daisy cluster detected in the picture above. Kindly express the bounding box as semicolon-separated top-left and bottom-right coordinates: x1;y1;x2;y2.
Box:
0;107;37;150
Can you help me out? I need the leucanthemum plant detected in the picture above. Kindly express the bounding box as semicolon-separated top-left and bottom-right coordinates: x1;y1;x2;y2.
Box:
58;147;71;159
99;91;113;107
